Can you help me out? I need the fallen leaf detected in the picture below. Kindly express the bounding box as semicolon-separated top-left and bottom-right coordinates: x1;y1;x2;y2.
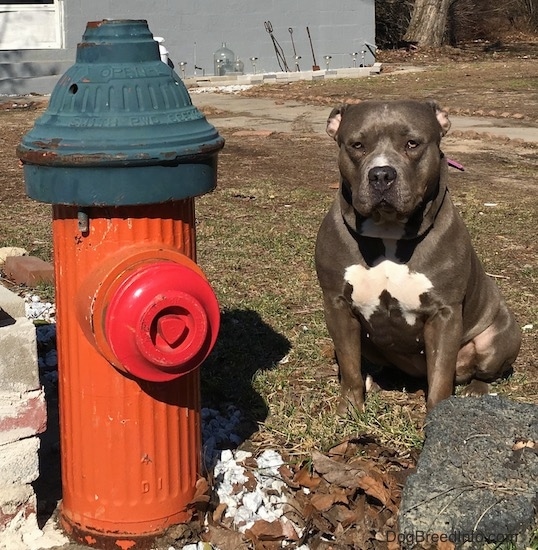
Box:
184;478;212;523
189;478;211;506
278;464;297;486
512;439;536;451
293;465;321;490
310;492;341;512
243;456;259;468
327;440;353;457
204;524;249;550
280;517;300;541
312;450;368;489
324;504;360;528
232;482;244;495
357;474;393;507
243;470;258;492
212;502;228;523
437;539;456;550
310;508;335;535
245;519;286;541
329;485;350;501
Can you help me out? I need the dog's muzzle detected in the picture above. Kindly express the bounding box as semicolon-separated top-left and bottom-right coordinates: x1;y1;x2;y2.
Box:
368;165;398;209
368;165;397;192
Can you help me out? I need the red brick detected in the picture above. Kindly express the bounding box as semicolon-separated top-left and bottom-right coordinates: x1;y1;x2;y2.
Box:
3;256;54;286
0;390;47;446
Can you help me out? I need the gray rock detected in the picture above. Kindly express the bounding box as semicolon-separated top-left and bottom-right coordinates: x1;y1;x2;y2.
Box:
399;396;538;549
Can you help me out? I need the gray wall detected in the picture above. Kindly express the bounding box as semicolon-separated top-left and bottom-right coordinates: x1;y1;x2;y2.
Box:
1;0;375;94
0;0;375;95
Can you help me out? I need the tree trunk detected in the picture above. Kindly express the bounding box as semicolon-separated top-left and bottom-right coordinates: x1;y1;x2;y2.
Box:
403;0;452;47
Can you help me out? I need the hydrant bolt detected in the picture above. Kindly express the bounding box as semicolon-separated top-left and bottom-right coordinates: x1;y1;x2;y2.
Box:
77;210;89;234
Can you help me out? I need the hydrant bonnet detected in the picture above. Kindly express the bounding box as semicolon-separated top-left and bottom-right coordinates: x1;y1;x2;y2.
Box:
17;19;224;206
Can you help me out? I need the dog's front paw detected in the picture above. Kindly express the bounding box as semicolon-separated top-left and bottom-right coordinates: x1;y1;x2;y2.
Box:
461;379;490;397
337;389;365;416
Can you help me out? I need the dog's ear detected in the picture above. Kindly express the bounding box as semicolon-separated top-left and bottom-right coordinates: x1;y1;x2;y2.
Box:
426;100;451;137
326;105;348;140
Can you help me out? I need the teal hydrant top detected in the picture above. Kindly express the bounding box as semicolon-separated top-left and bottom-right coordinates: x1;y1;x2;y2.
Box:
17;19;225;206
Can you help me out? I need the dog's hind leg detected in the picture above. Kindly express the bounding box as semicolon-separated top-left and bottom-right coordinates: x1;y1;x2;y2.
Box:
457;302;520;396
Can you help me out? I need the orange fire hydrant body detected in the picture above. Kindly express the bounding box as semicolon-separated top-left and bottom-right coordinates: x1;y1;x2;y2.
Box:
17;20;224;548
56;204;202;541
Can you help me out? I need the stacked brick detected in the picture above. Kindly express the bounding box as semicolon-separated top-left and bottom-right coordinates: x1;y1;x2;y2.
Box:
0;285;46;534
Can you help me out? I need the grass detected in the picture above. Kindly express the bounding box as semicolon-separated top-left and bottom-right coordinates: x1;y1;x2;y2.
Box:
33;280;55;302
197;174;428;459
1;58;536;466
3;131;534;465
244;58;538;120
275;62;537;96
346;392;425;450
193;125;538;461
0;200;52;260
1;58;537;549
485;530;538;550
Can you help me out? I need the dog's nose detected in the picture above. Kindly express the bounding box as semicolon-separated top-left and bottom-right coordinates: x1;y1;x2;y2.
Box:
368;165;397;191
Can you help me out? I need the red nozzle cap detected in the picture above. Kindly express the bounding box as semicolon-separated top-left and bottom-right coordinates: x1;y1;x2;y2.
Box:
104;262;220;382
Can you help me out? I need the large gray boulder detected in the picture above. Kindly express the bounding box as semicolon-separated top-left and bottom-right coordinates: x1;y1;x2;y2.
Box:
399;396;538;549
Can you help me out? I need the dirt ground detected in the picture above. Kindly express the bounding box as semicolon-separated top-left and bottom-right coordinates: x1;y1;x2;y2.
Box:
0;42;537;549
243;38;538;118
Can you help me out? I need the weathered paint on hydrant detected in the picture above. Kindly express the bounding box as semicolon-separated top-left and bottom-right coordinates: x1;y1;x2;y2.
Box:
17;19;224;549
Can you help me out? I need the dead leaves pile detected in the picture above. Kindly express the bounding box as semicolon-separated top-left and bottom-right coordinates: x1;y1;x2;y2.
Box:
179;436;418;550
279;437;418;550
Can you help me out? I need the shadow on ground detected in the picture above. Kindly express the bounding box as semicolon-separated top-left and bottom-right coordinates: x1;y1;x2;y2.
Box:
201;308;291;437
33;383;61;529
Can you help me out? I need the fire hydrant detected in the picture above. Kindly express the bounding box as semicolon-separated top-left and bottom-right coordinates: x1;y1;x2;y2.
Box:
17;20;224;548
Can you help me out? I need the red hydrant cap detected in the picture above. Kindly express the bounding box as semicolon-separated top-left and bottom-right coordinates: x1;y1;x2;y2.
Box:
105;261;219;382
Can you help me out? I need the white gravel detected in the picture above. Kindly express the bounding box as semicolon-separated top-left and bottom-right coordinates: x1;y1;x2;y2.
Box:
24;293;55;323
214;449;290;531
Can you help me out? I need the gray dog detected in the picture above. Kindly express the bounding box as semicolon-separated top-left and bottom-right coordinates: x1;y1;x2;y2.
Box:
315;100;521;414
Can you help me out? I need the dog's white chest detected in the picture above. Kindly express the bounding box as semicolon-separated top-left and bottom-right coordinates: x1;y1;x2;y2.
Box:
344;261;433;324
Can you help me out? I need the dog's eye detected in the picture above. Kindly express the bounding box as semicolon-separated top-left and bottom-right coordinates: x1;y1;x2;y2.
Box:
406;140;420;149
351;141;364;151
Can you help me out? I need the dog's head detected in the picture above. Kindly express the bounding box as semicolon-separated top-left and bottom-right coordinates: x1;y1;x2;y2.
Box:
327;100;450;231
